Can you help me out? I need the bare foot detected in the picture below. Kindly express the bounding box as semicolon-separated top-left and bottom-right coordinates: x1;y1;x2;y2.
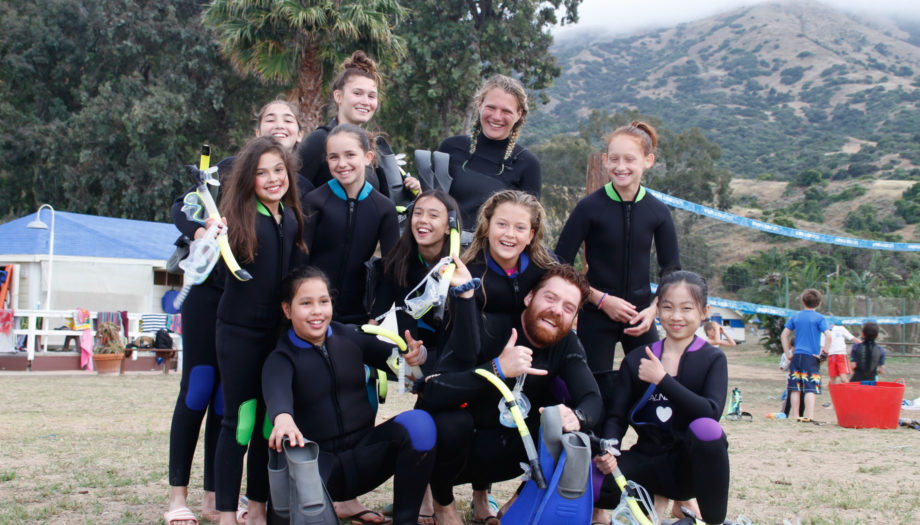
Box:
471;489;496;521
591;507;610;524
433;501;464;525
418;486;436;524
245;500;267;525
218;511;237;525
200;490;218;521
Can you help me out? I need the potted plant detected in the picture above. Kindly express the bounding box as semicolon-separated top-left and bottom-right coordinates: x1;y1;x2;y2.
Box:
92;321;126;374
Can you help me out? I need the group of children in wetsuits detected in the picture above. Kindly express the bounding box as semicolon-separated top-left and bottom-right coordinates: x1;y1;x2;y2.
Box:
163;50;732;525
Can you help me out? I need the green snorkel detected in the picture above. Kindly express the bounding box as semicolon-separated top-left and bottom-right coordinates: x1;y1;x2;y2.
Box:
474;368;547;490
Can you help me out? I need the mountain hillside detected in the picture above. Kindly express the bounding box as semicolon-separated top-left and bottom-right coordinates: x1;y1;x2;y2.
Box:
531;1;920;181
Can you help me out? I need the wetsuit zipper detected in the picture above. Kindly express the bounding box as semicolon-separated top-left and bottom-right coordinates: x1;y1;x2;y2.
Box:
336;199;357;309
276;212;284;286
622;202;633;304
316;342;345;446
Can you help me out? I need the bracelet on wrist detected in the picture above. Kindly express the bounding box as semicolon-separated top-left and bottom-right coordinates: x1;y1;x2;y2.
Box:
596;292;608;309
450;277;482;297
492;357;506;380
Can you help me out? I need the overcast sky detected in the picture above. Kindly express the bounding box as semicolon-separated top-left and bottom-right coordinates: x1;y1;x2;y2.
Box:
557;0;920;35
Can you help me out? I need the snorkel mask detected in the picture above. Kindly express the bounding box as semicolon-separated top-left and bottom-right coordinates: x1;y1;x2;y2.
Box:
403;256;453;319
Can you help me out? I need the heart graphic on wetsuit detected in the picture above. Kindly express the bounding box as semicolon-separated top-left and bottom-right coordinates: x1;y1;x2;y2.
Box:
656;406;672;422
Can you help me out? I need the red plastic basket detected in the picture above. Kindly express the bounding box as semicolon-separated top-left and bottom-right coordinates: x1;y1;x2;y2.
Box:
828;380;904;429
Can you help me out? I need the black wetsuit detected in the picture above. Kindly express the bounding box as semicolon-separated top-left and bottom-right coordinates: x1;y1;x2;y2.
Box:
418;303;602;505
303;180;399;323
597;337;729;524
466;249;549;362
437;134;541;228
297;118;393;197
262;324;436;525
555;184;680;371
166;158;235;493
213;203;303;512
167;153;312;494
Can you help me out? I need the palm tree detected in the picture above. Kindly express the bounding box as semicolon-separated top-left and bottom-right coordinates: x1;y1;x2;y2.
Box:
204;0;407;127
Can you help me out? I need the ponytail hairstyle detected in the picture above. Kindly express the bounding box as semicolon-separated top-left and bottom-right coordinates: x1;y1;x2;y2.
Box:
461;190;556;270
606;120;658;157
861;321;879;370
219;136;307;263
656;270;709;313
330;51;380;113
469;74;528;161
383;190;461;287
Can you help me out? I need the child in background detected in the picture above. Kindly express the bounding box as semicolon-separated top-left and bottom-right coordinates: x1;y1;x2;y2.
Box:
780;289;831;422
703;321;736;347
825;323;860;386
850;321;885;383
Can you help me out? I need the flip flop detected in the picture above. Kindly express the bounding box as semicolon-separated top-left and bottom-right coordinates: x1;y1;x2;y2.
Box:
342;509;392;524
469;518;500;525
417;513;437;525
164;506;198;525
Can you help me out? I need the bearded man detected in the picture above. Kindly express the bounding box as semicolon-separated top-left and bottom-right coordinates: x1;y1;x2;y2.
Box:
418;264;602;525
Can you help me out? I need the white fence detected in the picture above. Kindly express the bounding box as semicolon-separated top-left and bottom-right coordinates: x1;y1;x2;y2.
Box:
8;309;181;362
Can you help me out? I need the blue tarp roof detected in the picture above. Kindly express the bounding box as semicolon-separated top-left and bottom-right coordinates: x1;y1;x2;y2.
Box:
0;210;178;260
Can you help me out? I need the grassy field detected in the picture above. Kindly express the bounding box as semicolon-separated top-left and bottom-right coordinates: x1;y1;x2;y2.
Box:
1;344;919;524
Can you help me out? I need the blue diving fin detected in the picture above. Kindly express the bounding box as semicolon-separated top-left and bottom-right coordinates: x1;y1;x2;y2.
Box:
532;430;593;525
500;405;565;524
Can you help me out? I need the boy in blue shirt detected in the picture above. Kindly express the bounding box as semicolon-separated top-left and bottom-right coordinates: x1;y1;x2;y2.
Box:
780;289;831;422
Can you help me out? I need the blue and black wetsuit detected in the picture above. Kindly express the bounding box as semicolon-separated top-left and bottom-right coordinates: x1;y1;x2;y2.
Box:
465;249;550;364
303;180;399;324
262;323;436;525
555;183;680;371
166;157;313;494
418;307;602;506
597;337;729;524
213;203;304;513
166;158;234;494
437;134;541;228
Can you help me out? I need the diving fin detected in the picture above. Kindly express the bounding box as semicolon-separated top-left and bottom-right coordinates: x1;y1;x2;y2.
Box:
284;439;337;525
267;446;290;518
500;405;567;524
532;431;593;525
556;432;591;500
540;405;564;466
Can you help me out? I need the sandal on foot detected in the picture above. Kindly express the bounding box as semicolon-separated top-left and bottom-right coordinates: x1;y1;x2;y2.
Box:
235;506;247;524
342;510;392;524
164;507;198;525
470;518;500;525
417;513;437;525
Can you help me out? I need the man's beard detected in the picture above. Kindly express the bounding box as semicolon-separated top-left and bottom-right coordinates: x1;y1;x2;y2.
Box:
523;307;569;347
